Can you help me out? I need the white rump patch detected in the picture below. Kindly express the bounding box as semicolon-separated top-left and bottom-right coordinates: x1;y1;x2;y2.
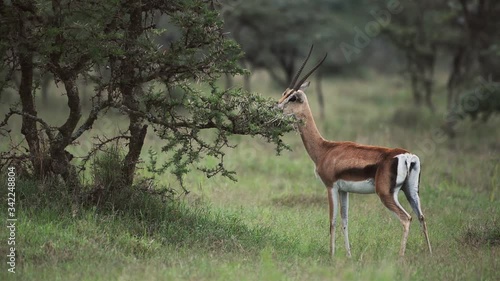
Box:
392;153;421;220
336;178;376;194
394;153;419;186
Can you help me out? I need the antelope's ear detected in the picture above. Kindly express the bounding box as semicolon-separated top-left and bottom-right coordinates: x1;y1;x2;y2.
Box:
299;81;311;91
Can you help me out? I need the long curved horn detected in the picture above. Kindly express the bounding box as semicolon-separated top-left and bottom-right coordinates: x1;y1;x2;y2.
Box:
288;45;314;89
293;53;327;91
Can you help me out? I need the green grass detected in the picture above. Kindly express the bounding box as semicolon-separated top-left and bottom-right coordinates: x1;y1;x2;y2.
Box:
0;71;499;280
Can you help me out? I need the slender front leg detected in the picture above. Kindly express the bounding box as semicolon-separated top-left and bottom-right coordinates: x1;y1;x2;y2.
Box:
327;185;339;257
339;190;351;257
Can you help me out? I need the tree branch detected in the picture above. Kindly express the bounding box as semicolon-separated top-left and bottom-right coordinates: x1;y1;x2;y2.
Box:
71;100;111;141
77;134;130;174
5;108;55;140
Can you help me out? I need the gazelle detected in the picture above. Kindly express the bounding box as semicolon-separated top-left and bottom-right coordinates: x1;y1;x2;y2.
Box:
277;45;432;257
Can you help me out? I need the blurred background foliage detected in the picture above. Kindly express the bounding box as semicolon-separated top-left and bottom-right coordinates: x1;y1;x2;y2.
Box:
221;0;500;116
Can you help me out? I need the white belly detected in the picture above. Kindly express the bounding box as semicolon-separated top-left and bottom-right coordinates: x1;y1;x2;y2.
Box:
336;178;376;194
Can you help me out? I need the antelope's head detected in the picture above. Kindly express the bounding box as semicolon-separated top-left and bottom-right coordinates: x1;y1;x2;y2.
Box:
277;45;327;117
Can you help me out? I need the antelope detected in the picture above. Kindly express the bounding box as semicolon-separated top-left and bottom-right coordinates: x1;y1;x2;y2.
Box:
277;45;432;257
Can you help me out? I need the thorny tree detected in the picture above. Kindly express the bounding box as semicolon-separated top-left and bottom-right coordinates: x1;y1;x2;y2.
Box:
0;0;294;203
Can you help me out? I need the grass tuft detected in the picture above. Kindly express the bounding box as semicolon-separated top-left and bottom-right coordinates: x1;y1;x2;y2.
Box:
461;219;500;248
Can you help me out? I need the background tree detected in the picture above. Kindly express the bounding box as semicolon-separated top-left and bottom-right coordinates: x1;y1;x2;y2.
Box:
0;0;293;203
381;0;440;112
377;0;500;121
446;0;500;108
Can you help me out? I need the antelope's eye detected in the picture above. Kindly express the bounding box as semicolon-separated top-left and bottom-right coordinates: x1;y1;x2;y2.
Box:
288;95;297;102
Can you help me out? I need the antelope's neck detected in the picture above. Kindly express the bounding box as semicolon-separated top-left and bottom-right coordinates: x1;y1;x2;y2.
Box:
297;106;325;163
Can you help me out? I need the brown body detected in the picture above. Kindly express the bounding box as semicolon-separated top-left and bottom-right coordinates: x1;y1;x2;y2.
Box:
314;141;408;186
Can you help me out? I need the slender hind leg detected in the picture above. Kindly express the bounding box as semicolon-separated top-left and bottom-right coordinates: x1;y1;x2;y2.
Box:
379;189;412;256
339;190;351;257
403;162;432;254
376;158;412;256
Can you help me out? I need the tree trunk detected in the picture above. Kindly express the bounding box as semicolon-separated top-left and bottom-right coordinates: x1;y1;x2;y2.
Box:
447;46;466;110
18;51;44;178
315;70;325;121
424;79;435;113
14;6;44;178
119;2;147;188
423;50;436;113
122;117;148;187
47;76;82;215
120;78;148;187
410;72;421;106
